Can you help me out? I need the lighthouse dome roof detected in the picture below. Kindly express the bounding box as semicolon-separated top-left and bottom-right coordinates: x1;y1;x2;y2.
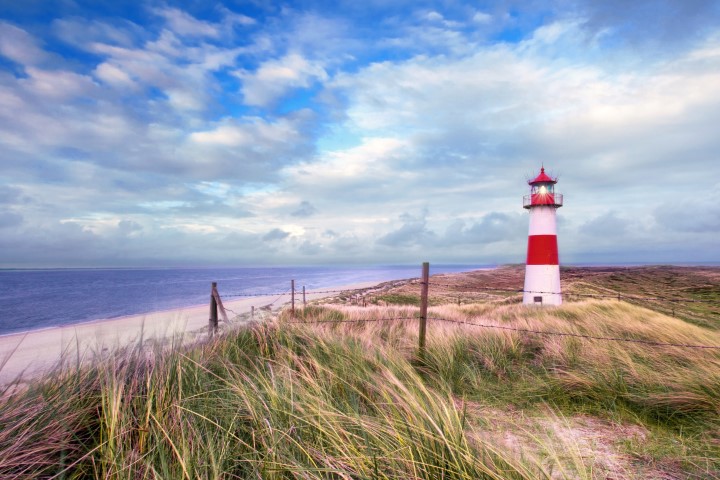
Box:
528;167;557;185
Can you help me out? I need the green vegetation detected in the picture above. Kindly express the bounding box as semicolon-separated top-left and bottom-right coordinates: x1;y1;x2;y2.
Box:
1;278;719;478
374;293;421;306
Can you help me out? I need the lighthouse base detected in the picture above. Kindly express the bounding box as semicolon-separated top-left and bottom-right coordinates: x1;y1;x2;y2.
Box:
523;265;562;306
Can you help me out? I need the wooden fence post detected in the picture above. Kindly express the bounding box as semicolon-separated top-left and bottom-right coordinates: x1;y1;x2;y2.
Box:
291;279;295;317
419;262;429;359
209;281;218;337
303;285;306;308
251;305;255;320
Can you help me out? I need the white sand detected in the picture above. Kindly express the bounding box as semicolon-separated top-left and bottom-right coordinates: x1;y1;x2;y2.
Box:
0;281;381;385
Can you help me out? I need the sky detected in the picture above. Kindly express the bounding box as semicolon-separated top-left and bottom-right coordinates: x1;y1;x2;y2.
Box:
0;0;719;268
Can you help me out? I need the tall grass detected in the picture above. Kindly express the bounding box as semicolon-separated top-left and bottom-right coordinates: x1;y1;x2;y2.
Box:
421;302;720;422
0;320;547;478
0;299;718;478
289;300;720;476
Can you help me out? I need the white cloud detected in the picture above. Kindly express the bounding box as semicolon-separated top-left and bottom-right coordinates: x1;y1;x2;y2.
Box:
377;210;435;247
53;17;140;49
189;116;303;148
263;228;291;241
237;53;328;106
94;62;136;87
152;8;219;38
20;67;98;99
424;11;444;22
219;9;256;27
63;14;244;114
472;12;492;24
286;136;407;186
291;200;318;217
0;22;48;66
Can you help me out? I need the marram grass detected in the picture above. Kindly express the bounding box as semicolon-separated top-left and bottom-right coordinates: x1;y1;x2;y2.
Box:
0;299;718;478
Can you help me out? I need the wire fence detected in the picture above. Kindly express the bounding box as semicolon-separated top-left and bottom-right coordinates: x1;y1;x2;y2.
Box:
427;282;720;304
221;287;369;298
207;263;720;349
286;316;418;325
217;284;718;305
428;317;720;350
279;315;720;350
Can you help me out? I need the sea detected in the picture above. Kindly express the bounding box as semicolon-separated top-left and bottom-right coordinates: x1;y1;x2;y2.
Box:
0;265;488;336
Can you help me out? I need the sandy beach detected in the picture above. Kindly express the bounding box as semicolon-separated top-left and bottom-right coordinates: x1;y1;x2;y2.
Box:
0;281;381;385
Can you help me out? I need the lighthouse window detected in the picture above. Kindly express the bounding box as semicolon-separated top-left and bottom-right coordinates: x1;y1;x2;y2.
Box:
532;184;554;194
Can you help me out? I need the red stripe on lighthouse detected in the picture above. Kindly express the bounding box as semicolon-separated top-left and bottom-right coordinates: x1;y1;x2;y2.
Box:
526;235;558;265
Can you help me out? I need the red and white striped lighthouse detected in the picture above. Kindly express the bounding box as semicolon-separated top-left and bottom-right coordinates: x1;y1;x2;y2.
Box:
523;166;563;305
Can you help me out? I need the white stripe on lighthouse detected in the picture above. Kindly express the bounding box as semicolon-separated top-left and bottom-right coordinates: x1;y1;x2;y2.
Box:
528;206;557;236
523;265;562;305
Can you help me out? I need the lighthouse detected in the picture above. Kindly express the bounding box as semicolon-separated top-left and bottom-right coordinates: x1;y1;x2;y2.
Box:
523;166;563;305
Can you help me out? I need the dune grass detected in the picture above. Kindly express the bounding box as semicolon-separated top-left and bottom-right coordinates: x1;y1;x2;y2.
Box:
0;299;719;478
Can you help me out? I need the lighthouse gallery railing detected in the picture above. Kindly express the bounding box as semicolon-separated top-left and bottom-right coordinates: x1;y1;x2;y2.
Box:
523;193;563;208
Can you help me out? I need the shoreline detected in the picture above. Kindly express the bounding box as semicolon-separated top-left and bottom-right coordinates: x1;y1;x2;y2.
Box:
0;280;382;385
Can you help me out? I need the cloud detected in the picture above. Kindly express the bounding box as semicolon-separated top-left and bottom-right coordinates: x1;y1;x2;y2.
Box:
21;67;98;99
444;212;527;246
0;21;48;66
377;210;436;247
218;8;256;28
94;62;136;87
117;219;143;235
263;228;291;241
579;211;630;237
189;116;301;148
237;53;328;107
654;196;720;233
0;212;23;228
291;200;318;217
298;240;322;255
284;136;408;197
472;11;492;24
0;185;22;204
575;0;720;49
152;7;220;38
0;221;98;266
185;114;316;181
52;17;141;49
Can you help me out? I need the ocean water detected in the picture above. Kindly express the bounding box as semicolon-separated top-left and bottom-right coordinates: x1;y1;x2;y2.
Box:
0;265;487;336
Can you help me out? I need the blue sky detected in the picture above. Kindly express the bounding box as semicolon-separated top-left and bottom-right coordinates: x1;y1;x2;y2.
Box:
0;0;719;267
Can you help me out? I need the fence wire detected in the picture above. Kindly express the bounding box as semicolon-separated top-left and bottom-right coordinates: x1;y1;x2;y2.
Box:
274;314;720;350
428;317;720;350
427;282;720;304
221;287;373;298
286;316;418;325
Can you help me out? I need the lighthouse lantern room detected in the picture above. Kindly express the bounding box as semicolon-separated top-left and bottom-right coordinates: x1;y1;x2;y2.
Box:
523;167;563;305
